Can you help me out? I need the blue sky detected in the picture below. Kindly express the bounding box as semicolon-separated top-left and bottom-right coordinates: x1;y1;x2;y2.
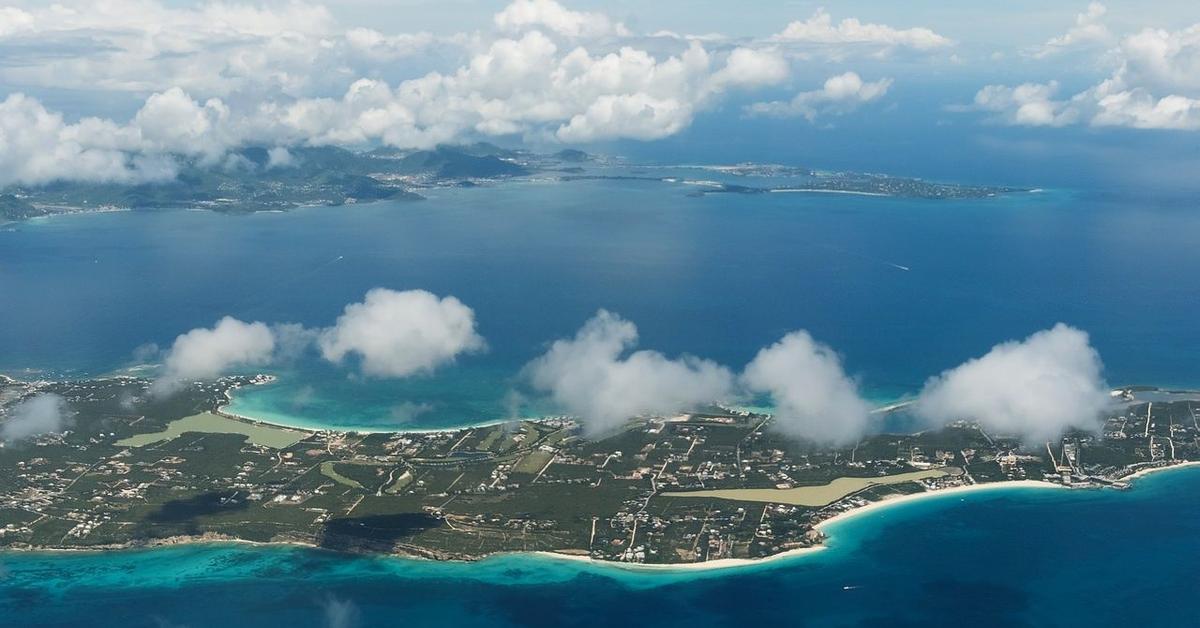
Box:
2;0;1199;189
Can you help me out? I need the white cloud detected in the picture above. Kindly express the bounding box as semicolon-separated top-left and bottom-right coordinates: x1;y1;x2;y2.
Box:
915;324;1111;443
143;289;483;391
494;0;627;39
746;72;892;121
525;310;735;433
771;8;952;52
1117;24;1200;94
344;27;436;62
968;81;1079;127
133;87;235;161
153;317;277;395
0;1;973;170
266;146;295;169
968;17;1200;130
741;331;872;445
0;93;177;187
1028;2;1112;58
709;47;790;90
0;4;799;185
1089;81;1200;129
0;7;34;37
318;288;485;378
1;393;73;441
388;401;435;424
0;1;346;97
320;595;361;628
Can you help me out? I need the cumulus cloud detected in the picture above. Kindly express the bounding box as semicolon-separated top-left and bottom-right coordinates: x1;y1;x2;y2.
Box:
771;8;952;52
1028;2;1112;58
143;289;483;392
266;146;296;169
709;47;790;90
966;15;1200;130
525;311;735;433
344;28;436;62
0;84;289;186
0;1;813;185
742;331;872;445
1;393;73;442
153;317;277;395
318;288;485;378
292;36;788;147
494;0;627;39
746;72;892;121
0;1;347;97
914;324;1111;443
967;81;1079;127
0;93;179;187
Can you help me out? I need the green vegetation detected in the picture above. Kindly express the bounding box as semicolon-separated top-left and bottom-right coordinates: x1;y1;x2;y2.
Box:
511;449;555;475
320;462;365;489
2;375;1191;565
0;144;537;218
0;194;44;220
1;142;1025;223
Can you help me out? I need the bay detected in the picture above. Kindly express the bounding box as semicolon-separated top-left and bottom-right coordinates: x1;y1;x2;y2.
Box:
2;179;1198;430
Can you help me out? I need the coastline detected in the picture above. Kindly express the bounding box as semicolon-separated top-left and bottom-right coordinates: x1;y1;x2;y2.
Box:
769;188;889;197
218;374;913;435
1118;460;1200;482
537;463;1200;572
5;464;1199;573
218;374;546;436
533;479;1067;573
8;372;1200;573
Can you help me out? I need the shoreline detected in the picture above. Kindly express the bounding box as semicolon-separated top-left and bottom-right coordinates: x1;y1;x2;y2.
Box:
531;480;1066;573
218;374;548;436
1118;460;1200;482
4;463;1198;572
533;463;1200;572
218;402;534;437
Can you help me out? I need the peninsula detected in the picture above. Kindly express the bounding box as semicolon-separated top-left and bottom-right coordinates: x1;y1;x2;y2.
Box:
1;375;1193;566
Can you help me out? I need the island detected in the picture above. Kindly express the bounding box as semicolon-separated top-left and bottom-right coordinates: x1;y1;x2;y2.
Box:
2;374;1191;566
1;144;1029;223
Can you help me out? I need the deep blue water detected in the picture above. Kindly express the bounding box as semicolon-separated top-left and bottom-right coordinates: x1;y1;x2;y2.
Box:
2;176;1199;429
4;466;1199;627
4;171;1200;626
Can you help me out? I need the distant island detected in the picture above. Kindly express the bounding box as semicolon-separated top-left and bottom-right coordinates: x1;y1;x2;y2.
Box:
1;374;1193;567
1;143;1028;222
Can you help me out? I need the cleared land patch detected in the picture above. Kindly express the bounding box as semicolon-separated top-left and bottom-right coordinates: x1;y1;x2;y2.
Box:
662;468;950;507
320;462;365;489
116;412;308;449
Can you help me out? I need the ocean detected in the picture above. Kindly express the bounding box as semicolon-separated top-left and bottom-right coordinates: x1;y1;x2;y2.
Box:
4;169;1200;625
3;466;1199;627
2;177;1199;430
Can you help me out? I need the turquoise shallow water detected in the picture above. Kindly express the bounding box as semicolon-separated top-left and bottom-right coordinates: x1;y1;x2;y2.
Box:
4;180;1199;430
4;467;1199;626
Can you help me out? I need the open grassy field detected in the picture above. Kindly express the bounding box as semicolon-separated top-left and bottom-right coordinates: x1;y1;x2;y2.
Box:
662;469;949;507
512;449;555;475
320;461;365;489
116;412;309;449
